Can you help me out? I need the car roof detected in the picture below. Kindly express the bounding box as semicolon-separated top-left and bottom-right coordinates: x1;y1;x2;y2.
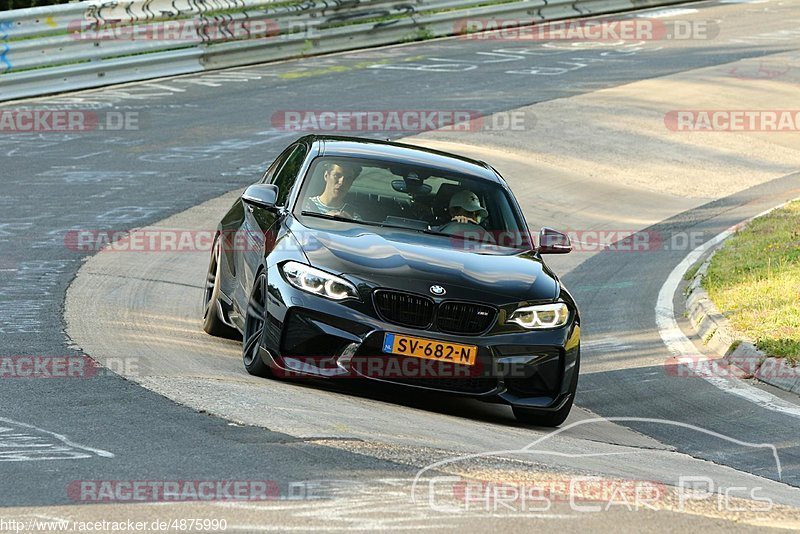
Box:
303;135;503;184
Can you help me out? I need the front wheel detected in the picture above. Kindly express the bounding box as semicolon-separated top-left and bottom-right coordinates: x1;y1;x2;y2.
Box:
243;272;273;378
512;357;579;427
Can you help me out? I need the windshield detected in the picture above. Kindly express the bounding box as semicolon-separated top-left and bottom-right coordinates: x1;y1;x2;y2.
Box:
295;156;531;249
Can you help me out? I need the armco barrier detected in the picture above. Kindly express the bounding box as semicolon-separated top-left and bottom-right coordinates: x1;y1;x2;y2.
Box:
0;0;695;102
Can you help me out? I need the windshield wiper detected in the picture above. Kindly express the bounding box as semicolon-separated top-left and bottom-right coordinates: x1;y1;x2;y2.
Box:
377;222;429;233
423;227;520;246
422;228;457;238
300;210;353;223
300;211;383;228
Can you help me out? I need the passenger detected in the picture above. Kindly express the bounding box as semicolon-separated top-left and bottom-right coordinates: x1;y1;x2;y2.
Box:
439;190;488;232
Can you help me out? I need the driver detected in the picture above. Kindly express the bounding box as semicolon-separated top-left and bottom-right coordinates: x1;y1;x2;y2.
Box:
304;161;362;219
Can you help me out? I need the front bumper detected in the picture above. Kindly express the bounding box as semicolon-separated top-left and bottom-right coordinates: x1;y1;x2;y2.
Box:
258;265;580;410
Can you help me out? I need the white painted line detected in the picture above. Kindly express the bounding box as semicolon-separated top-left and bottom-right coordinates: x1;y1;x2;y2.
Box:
0;417;115;459
142;83;187;93
635;8;698;18
71;151;111;160
655;198;800;419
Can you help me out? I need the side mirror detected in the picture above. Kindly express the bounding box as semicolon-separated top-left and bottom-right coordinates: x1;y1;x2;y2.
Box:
538;227;572;254
242;184;279;210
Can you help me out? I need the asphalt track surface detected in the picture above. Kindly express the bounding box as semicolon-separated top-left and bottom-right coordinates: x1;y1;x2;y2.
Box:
2;0;800;529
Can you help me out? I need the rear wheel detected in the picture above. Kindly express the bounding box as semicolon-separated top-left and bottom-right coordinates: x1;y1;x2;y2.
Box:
202;238;237;338
243;272;273;377
512;357;579;427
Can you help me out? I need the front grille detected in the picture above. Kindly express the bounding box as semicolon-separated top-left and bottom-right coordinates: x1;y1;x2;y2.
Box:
437;302;496;334
374;290;434;328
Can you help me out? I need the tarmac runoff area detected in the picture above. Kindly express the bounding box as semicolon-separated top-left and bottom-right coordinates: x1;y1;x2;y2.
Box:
62;47;800;526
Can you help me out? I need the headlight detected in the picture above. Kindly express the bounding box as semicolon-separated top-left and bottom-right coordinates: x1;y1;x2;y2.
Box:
508;303;569;329
281;261;360;301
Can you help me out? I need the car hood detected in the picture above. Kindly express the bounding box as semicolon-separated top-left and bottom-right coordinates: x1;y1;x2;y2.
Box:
290;219;558;303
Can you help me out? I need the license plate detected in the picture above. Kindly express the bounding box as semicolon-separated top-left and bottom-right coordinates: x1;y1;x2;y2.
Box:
382;333;477;366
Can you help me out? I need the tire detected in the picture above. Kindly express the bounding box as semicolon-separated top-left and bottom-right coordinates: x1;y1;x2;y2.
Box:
243;272;273;378
202;238;238;338
512;356;579;427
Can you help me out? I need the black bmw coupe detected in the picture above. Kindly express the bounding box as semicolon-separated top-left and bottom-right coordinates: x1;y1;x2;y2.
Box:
202;135;580;426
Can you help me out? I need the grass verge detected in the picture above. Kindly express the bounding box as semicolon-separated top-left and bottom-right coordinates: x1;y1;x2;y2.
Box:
703;200;800;364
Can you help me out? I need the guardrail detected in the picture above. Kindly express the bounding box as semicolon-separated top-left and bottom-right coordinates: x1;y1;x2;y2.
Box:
0;0;692;102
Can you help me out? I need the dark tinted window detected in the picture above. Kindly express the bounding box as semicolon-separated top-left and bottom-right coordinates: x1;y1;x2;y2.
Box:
272;144;307;206
259;144;296;184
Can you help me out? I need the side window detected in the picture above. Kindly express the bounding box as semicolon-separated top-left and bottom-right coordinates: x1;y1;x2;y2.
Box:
259;145;296;184
272;144;308;206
